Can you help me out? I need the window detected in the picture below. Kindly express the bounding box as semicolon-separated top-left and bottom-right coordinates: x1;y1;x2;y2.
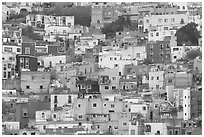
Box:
157;77;159;80
146;20;149;23
25;58;29;69
164;27;168;30
25;47;30;54
105;86;109;90
156;32;159;36
180;19;184;24
17;48;21;52
173;48;179;51
143;106;146;111
3;72;7;78
151;77;154;80
136;53;140;58
131;130;135;135
40;85;43;89
112;86;116;90
154;104;159;108
171;18;175;22
164;19;168;22
104;104;107;107
63;30;66;34
23;109;28;117
78;104;81;108
112;77;116;80
171;31;174;35
110;57;112;60
97;20;100;23
111;104;115;108
168;79;173;83
81;84;85;89
78;115;82;119
68;95;72;103
26;85;30;89
156;85;159;89
183;6;185;10
53;114;56;118
93;103;97;107
160;44;163;49
150;33;153;37
158;19;162;22
119;72;121;76
123;123;127;126
42;112;45;118
87;85;91;89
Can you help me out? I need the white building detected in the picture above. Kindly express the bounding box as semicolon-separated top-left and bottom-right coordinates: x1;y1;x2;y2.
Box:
2;53;16;79
143;14;189;32
2;5;10;22
183;87;191;120
149;66;165;91
144;123;168;135
171;46;185;62
99;50;138;75
130;103;149;118
169;2;188;12
148;26;177;42
50;94;78;111
2;122;19;130
38;55;66;68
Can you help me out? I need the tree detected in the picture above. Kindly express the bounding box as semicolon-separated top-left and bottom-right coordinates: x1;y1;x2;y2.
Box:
101;16;131;38
175;22;201;46
185;49;202;60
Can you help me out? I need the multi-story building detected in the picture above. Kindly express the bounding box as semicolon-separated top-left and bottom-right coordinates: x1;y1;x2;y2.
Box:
98;68;120;94
148;65;165;91
91;2;120;28
2;5;10;22
143;14;189;32
2;53;16;80
146;37;171;64
20;71;51;94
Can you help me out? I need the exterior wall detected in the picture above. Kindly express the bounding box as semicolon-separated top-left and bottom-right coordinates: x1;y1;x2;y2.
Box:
130;104;149;118
143;14;189;32
2;53;16;79
170;2;188;12
99;53;138;75
73;98;88;121
149;69;165;91
50;94;78;111
183;88;191;120
98;68;120;94
2;122;20;130
21;71;51;94
144;123;168;135
16;55;38;72
190;89;202;118
148;26;177;41
2;45;21;54
40;55;66;68
2;5;10;22
193;57;202;72
164;72;193;88
146;40;171;64
171;46;185;62
22;42;36;56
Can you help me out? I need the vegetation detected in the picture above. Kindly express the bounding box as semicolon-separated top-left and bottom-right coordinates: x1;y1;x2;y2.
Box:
22;26;43;40
185;49;202;60
175;22;201;46
9;8;28;21
101;16;131;38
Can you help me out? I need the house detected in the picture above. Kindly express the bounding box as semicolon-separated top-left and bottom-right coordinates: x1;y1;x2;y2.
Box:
98;68;120;94
2;5;10;22
2;44;21;54
20;71;51;94
2;53;16;79
148;65;165;91
99;50;138;75
76;77;100;95
50;93;78;111
143;14;189;32
170;46;185;62
164;71;193;88
144;122;168;135
16;54;38;72
38;55;66;69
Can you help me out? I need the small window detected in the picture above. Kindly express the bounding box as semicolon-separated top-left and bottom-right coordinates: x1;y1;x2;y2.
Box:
104;104;107;107
146;20;149;23
87;85;91;89
112;86;116;90
53;114;56;118
78;115;83;119
93;103;97;107
157;77;159;80
111;104;115;108
40;85;43;89
78;104;81;108
105;86;109;90
164;19;168;22
156;32;159;36
123;123;127;126
143;106;146;111
26;85;30;89
158;19;162;22
112;77;116;80
171;18;175;22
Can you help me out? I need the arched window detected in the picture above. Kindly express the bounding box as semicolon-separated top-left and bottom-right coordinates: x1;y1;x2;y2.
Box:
183;6;185;10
